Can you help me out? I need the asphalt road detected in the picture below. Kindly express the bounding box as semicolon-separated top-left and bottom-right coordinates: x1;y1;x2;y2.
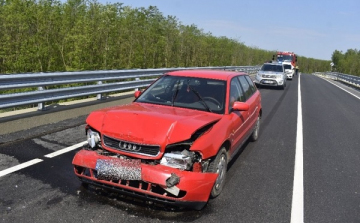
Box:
1;74;360;223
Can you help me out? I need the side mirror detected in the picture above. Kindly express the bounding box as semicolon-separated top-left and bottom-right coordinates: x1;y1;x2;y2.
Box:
232;102;249;111
134;90;142;98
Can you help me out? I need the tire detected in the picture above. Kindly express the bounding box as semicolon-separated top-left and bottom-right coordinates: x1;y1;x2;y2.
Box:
250;115;260;141
208;148;228;198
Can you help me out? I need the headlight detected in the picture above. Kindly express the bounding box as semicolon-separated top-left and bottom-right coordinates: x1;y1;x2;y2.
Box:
87;129;100;148
160;150;194;170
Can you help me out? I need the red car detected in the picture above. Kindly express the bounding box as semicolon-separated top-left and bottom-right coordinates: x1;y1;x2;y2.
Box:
72;70;262;210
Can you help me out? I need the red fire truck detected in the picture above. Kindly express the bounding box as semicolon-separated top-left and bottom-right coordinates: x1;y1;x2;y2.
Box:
273;51;298;75
275;51;297;67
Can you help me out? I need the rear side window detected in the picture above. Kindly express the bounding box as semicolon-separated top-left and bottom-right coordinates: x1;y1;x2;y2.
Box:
244;75;256;94
238;76;253;100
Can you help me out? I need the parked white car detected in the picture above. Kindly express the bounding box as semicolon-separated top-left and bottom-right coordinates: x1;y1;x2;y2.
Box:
254;62;287;89
283;62;294;80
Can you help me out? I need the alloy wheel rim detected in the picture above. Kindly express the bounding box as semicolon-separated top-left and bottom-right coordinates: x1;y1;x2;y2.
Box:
254;117;260;138
215;155;226;190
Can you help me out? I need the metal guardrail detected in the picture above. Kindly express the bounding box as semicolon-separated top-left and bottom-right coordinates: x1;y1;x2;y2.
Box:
336;73;360;86
314;72;360;88
0;66;260;110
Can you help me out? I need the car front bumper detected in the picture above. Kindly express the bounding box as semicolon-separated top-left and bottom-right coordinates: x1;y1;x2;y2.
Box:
72;149;218;210
286;73;294;79
254;76;285;86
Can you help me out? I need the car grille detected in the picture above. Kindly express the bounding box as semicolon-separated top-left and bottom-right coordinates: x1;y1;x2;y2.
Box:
103;135;160;157
262;74;276;78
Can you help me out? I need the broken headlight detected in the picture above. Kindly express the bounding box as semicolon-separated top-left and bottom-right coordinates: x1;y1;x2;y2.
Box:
160;150;195;170
87;128;100;148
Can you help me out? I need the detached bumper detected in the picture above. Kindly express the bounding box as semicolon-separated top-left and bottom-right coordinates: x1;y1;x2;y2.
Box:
72;149;218;210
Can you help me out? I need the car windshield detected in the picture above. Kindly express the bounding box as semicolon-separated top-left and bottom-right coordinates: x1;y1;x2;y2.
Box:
277;55;293;62
135;75;226;114
261;64;284;72
284;64;292;70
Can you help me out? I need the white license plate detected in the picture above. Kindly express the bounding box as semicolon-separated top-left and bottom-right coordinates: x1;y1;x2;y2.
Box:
263;80;273;84
95;159;142;180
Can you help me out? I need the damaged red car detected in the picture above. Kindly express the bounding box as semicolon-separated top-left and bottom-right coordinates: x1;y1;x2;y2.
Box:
72;70;262;210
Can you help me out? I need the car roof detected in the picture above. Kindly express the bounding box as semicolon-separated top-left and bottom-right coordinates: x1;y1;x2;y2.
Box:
165;69;247;81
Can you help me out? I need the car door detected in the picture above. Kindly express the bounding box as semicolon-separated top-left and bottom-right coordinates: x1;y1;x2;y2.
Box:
238;75;258;133
228;77;249;155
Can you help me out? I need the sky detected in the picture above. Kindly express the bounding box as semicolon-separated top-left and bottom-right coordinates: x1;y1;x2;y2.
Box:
98;0;360;61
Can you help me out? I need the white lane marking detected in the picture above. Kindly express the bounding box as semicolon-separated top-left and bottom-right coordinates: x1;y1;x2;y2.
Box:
291;73;304;223
0;158;43;178
44;141;87;158
321;77;360;100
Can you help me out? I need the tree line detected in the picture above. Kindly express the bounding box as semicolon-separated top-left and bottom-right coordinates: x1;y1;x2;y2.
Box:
331;49;360;76
0;0;330;75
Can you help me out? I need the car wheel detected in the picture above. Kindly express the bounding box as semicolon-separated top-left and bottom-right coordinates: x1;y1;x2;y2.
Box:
208;148;228;198
250;115;260;141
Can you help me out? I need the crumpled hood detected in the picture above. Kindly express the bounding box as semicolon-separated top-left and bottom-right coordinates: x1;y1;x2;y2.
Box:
87;103;221;145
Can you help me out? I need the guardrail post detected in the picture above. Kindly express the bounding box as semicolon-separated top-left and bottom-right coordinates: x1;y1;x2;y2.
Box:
37;86;45;111
135;78;140;91
97;81;102;100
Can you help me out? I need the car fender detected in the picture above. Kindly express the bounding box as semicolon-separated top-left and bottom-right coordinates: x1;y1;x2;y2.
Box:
190;116;234;159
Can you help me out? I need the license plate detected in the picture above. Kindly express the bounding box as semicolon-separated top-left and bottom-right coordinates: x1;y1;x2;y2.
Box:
263;80;273;84
95;159;141;180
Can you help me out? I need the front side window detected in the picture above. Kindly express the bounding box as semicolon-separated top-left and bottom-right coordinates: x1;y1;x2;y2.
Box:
136;75;226;114
229;78;245;112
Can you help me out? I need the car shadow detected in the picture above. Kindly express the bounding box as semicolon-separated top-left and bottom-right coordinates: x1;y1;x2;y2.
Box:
257;85;284;90
227;139;250;170
76;183;206;220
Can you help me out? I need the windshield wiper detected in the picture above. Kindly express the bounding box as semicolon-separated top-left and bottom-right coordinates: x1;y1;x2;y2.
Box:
187;85;212;112
171;80;181;106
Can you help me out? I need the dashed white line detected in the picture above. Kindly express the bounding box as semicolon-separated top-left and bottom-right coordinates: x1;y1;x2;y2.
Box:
0;141;86;178
0;158;43;178
44;141;87;158
291;73;304;223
